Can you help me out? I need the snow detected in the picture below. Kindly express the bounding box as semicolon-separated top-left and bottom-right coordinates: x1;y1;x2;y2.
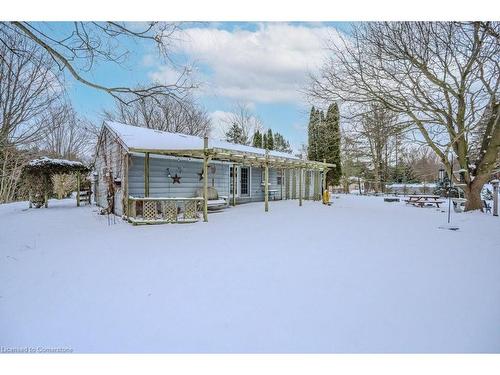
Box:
105;121;299;160
1;195;499;353
386;183;437;188
27;157;85;168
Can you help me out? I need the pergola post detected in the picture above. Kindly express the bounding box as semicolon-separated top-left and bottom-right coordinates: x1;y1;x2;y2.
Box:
264;150;269;212
305;170;310;200
312;170;317;201
232;163;237;206
44;174;48;208
280;168;284;200
299;168;303;206
322;159;327;194
144;152;150;197
493;180;499;217
285;169;290;199
76;171;81;207
203;137;209;222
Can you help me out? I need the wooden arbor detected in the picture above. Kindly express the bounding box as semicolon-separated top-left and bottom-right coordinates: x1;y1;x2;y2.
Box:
134;140;334;222
22;157;89;208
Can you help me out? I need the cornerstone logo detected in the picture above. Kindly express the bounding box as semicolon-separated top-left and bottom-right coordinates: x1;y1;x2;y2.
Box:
0;346;73;353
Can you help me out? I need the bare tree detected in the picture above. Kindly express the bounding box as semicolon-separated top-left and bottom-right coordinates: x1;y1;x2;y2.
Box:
354;105;402;192
41;104;99;161
103;94;211;137
0;34;61;202
222;102;263;144
0;22;195;104
309;22;499;211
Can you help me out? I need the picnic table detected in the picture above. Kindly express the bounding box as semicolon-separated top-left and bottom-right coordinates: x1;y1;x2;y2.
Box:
405;194;445;208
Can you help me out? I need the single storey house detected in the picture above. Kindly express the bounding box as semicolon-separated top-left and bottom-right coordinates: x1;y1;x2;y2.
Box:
93;121;334;224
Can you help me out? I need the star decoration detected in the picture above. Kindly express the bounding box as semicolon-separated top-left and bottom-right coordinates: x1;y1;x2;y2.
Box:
171;174;182;184
197;169;204;181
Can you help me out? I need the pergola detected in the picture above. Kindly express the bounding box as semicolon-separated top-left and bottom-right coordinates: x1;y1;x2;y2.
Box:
22;157;89;208
128;136;335;222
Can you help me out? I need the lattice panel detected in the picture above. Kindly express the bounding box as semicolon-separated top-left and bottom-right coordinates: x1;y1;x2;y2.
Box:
161;201;178;223
183;201;198;221
143;201;158;220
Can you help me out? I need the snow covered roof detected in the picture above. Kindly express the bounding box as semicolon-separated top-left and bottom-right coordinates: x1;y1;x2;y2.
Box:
24;157;89;174
104;121;300;160
27;157;86;168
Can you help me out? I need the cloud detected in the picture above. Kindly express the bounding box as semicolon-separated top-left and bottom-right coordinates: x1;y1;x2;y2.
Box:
148;23;341;104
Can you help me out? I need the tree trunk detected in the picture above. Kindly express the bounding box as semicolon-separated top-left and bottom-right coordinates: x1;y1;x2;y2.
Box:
463;178;487;212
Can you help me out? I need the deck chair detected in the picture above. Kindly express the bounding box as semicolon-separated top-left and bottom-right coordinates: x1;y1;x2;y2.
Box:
483;200;492;214
196;187;228;211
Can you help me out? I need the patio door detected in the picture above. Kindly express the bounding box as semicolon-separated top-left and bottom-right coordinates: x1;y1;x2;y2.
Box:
239;167;250;197
230;166;237;197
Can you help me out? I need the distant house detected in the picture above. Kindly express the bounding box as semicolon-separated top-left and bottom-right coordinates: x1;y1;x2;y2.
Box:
93;121;333;223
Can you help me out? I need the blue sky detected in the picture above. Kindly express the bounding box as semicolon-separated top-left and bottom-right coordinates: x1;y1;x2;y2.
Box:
66;22;348;150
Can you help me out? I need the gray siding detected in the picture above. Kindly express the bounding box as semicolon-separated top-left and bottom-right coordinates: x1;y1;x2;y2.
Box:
128;154;230;198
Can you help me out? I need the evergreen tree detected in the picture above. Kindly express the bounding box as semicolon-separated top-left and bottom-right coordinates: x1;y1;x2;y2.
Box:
273;132;292;153
324;103;342;186
266;129;274;150
307;106;320;161
316;109;327;161
252;130;263;148
225;123;247;145
262;133;267;149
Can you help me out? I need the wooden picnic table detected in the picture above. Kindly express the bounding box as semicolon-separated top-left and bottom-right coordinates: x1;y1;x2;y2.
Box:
405;194;445;208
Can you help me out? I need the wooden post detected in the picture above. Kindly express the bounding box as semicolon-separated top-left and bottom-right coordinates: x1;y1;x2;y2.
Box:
264;150;269;212
76;171;81;207
232;164;236;206
299;168;303;206
285;169;289;199
122;154;129;217
144;152;150;197
312;170;317;201
203;137;209;222
305;170;310;200
44;174;48;208
280;168;284;200
493;180;499;217
29;192;32;208
323;159;327;194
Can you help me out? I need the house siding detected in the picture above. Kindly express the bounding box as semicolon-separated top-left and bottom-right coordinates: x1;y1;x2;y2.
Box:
128;154;230;199
125;155;319;203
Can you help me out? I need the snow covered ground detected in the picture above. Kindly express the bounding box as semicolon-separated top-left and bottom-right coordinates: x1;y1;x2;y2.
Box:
1;195;499;353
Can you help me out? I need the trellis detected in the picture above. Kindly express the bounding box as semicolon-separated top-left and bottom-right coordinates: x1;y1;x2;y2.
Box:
22;157;89;208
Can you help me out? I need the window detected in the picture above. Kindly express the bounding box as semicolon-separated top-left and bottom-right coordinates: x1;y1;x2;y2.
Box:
277;169;282;185
240;167;249;196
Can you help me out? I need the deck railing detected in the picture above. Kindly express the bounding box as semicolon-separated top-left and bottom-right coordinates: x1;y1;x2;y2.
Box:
127;196;204;224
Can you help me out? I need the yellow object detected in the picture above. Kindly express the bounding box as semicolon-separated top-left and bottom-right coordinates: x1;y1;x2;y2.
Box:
322;189;330;205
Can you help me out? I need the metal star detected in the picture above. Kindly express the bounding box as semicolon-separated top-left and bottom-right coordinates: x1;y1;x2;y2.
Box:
197;169;204;181
171;174;182;184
